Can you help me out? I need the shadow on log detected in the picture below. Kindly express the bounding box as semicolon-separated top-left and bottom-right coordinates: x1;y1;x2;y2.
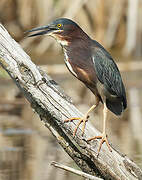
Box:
0;23;142;180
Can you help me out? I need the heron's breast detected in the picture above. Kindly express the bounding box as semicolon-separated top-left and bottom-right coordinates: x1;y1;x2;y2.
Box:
64;51;78;77
63;49;98;86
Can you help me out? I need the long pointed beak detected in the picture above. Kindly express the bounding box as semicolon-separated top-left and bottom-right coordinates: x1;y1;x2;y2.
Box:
26;25;58;37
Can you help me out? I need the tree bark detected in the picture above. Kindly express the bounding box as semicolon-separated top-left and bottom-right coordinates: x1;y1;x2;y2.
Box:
0;23;142;180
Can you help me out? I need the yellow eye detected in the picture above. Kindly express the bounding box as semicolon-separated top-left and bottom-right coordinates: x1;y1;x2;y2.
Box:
57;24;62;28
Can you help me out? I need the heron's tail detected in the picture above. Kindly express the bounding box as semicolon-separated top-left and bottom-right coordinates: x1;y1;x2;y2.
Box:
106;97;127;116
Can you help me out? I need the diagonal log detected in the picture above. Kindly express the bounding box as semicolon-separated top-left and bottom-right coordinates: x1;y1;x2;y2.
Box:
0;23;142;180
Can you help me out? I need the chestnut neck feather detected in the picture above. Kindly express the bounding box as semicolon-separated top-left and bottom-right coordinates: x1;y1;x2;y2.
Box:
62;30;92;65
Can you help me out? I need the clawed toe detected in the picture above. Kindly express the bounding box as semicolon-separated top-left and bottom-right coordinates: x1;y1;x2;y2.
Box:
64;116;88;136
64;117;81;123
64;105;98;136
87;133;112;156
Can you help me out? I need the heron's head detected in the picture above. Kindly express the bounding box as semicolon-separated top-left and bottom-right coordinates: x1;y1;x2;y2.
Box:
27;18;87;46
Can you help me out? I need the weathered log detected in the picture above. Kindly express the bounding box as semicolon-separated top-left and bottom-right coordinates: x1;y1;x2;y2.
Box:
0;23;142;180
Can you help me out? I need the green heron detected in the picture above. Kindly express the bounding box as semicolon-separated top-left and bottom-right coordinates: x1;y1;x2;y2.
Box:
27;18;127;155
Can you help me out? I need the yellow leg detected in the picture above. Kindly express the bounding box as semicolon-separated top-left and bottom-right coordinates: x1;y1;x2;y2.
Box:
87;103;112;156
65;101;99;136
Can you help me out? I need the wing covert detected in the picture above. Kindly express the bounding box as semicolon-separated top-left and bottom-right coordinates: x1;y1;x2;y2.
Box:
92;46;125;98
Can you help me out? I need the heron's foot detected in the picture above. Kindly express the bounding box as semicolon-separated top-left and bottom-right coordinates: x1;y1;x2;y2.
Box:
64;115;89;136
87;133;112;157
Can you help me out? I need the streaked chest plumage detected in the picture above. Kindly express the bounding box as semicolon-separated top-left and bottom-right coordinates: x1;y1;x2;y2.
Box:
63;49;77;77
63;47;98;85
62;46;102;98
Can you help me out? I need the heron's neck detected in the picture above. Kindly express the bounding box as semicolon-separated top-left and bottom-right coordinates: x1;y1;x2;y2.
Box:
62;37;91;64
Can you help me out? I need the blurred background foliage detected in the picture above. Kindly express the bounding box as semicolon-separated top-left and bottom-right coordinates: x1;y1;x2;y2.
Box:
0;0;142;180
1;0;142;59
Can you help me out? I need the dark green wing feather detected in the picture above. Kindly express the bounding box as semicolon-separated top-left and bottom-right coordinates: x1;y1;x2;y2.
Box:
92;41;127;110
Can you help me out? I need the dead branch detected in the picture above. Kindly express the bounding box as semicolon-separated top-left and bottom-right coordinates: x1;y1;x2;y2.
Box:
0;23;142;180
51;161;102;180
